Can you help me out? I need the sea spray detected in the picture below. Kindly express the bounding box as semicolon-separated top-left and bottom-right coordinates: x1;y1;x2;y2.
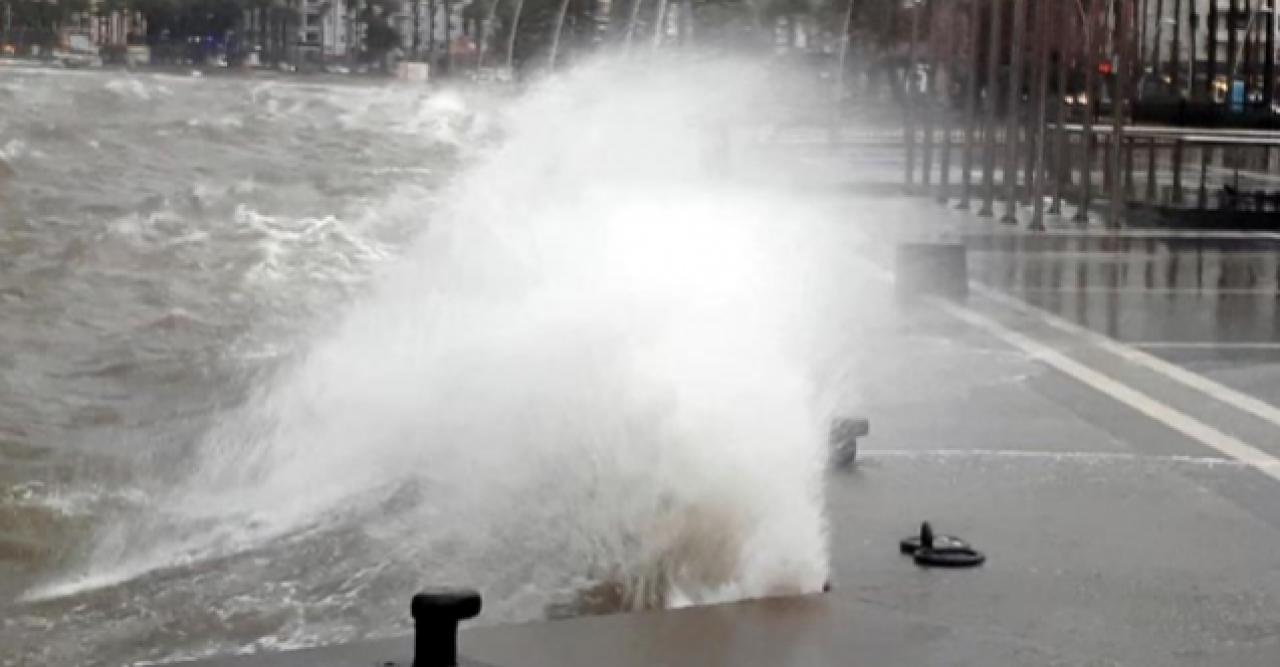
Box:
36;58;842;618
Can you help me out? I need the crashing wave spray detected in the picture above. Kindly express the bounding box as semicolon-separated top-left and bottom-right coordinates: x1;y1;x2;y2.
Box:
36;57;840;617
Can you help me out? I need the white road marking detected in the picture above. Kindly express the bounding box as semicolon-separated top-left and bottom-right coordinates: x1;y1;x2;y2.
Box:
1132;342;1280;350
853;260;1280;479
976;284;1280;431
1011;287;1280;296
936;299;1280;482
862;449;1246;468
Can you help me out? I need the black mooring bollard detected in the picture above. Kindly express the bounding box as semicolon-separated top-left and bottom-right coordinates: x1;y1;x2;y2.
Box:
411;588;482;667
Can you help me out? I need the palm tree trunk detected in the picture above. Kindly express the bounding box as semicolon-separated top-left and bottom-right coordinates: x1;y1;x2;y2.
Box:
478;0;497;68
959;0;982;210
506;0;524;70
624;0;644;51
427;0;436;62
651;0;668;48
1076;0;1100;223
412;0;421;59
1029;0;1051;230
1000;0;1027;224
548;0;571;68
979;0;1004;217
443;0;453;72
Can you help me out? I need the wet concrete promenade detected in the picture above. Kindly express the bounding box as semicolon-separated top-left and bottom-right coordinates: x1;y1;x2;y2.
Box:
190;214;1280;666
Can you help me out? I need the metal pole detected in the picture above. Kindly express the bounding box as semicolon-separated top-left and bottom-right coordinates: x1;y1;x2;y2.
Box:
1266;0;1275;107
1001;0;1027;224
832;0;857;145
1109;0;1130;227
1241;0;1254;103
548;0;571;69
937;4;955;205
623;0;644;51
1171;0;1183;90
652;0;668;48
979;0;1004;217
1228;0;1238;84
923;0;938;193
959;0;983;210
1172;138;1184;202
906;1;922;191
1050;0;1070;216
1076;0;1100;223
1153;0;1165;74
1209;0;1219;99
506;0;525;69
1146;138;1158;201
1139;0;1150;74
1030;0;1051;230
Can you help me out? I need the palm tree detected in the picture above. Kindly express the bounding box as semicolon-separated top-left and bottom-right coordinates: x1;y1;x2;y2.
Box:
548;0;570;67
505;0;523;69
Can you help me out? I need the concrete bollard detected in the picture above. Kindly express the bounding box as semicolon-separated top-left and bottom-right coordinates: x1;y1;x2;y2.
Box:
894;243;968;300
412;588;482;667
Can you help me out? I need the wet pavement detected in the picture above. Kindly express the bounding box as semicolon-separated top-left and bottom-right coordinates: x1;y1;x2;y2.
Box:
459;223;1280;666
186;210;1280;666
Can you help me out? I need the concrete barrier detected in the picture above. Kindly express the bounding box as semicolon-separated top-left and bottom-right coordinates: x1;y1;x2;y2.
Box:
397;62;430;83
894;242;968;300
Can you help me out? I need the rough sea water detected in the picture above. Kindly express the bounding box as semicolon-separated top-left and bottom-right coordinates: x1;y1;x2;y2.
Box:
0;59;854;666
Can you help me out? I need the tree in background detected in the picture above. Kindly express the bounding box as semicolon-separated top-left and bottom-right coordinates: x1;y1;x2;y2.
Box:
361;0;402;68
